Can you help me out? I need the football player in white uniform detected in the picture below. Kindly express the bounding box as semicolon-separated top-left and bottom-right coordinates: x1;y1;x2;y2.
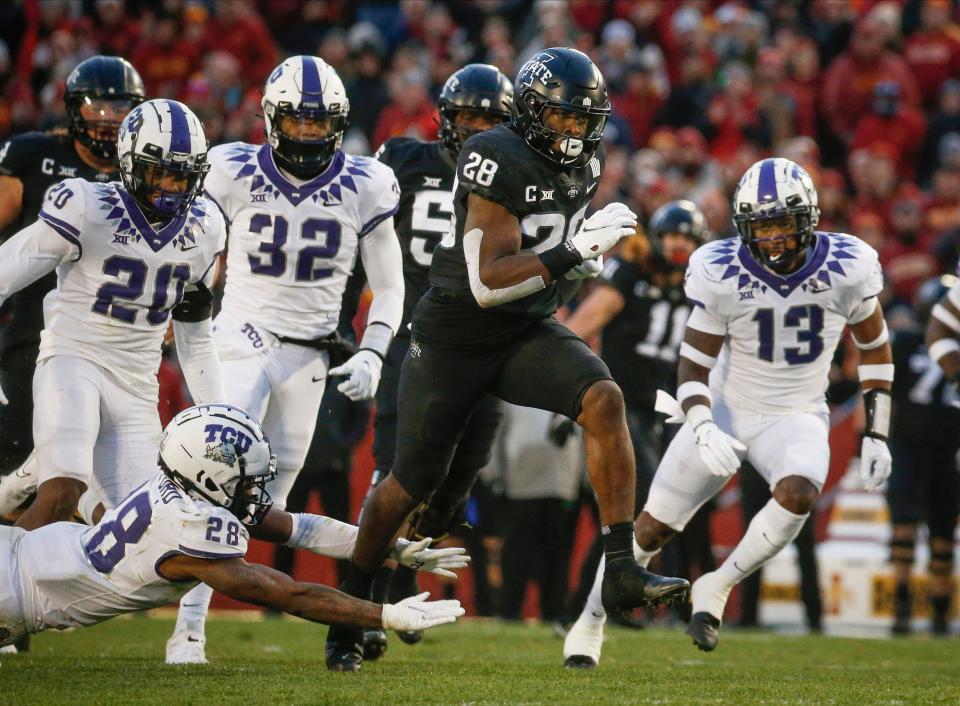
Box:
564;158;894;666
0;99;226;531
0;404;465;651
167;55;404;663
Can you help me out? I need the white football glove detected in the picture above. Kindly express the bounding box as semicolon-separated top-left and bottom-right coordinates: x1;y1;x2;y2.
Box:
391;537;472;579
328;349;382;401
380;592;465;632
564;255;604;280
568;202;637;262
0;380;7;406
694;421;746;477
860;437;892;491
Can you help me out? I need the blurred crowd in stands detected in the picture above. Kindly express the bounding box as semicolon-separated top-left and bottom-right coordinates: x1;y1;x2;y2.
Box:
3;0;960;625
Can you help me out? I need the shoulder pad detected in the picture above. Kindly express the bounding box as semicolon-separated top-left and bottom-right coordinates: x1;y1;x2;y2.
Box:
175;503;249;559
37;177;92;245
689;238;741;286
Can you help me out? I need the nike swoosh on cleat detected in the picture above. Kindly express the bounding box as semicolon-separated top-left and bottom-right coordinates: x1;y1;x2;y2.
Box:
312;375;325;383
187;637;202;643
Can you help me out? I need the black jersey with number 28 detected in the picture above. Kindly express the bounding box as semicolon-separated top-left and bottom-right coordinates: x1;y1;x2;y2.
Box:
423;124;605;348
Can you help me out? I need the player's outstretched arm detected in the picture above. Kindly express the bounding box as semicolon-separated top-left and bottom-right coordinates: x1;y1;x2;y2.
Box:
565;282;625;340
850;299;894;491
926;286;960;384
250;508;470;578
160;554;464;631
172;284;225;404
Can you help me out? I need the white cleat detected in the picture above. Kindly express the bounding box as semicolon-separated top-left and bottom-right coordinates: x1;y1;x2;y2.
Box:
165;631;208;665
562;614;606;669
0;644;18;654
0;459;39;516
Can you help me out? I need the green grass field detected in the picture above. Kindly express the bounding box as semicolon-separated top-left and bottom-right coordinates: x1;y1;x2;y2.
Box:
2;617;959;705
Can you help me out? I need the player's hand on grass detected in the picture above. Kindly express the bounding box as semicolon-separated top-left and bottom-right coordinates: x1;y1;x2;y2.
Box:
392;537;471;578
381;592;465;631
859;437;892;491
569;202;637;262
329;349;382;401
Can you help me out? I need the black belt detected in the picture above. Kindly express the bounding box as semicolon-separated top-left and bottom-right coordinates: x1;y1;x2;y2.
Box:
275;330;357;366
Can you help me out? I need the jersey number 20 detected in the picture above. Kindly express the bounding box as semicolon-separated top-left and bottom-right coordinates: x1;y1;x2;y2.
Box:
92;256;191;325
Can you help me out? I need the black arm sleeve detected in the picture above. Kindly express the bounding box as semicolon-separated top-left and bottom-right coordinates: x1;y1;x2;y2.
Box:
171;284;214;322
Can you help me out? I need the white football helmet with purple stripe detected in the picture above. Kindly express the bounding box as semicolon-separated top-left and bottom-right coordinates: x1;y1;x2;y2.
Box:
159;404;277;525
262;55;349;178
117;98;210;221
733;157;820;274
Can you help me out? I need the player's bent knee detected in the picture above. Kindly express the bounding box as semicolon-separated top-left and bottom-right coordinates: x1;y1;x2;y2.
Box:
772;475;819;515
577;380;625;430
634;511;675;551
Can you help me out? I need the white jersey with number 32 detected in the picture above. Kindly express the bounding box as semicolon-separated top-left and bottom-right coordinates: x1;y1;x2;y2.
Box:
12;473;247;634
684;233;883;414
204;143;400;339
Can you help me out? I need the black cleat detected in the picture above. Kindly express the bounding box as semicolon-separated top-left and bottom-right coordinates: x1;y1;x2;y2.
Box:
601;560;690;615
389;565;424;645
14;634;29;653
325;626;364;672
687;611;721;652
362;628;388;660
563;655;598;670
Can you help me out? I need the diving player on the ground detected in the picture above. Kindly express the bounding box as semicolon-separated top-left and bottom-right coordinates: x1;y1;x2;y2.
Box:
0;56;145;485
362;63;514;658
596;158;892;660
167;55;404;664
0;404;465;650
0;99;226;534
325;47;689;673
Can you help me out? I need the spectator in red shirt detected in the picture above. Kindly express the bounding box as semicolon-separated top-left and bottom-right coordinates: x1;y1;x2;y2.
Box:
611;62;665;148
880;195;939;304
852;81;927;182
755;46;816;144
203;0;278;88
372;68;438;149
903;0;960;110
132;8;201;98
816;168;850;234
822;16;921;146
87;0;141;60
705;62;770;161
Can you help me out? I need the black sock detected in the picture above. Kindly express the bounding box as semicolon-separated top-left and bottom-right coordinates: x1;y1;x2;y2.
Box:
370;566;393;604
389;564;420;603
931;595;950;621
342;563;377;600
602;522;634;566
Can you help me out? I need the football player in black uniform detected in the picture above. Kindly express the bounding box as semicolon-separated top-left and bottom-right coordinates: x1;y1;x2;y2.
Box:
891;275;960;635
361;64;514;658
0;56;145;479
325;48;689;672
562;200;708;667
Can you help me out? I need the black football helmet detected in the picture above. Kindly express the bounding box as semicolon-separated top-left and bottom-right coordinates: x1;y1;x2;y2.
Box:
514;47;610;167
915;274;958;325
65;56;146;161
648;200;709;270
438;64;514;157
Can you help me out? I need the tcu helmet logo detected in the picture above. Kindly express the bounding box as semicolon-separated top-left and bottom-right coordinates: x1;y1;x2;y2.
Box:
203;424;254;451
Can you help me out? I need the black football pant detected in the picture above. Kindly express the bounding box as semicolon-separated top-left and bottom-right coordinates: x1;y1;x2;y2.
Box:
0;342;38;475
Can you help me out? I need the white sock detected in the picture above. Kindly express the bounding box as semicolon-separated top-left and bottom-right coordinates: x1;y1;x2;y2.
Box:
581;540;660;625
267;466;300;512
175;583;214;636
713;498;807;601
77;490;102;525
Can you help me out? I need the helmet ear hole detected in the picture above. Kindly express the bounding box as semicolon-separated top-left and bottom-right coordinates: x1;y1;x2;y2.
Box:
204;477;218;493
